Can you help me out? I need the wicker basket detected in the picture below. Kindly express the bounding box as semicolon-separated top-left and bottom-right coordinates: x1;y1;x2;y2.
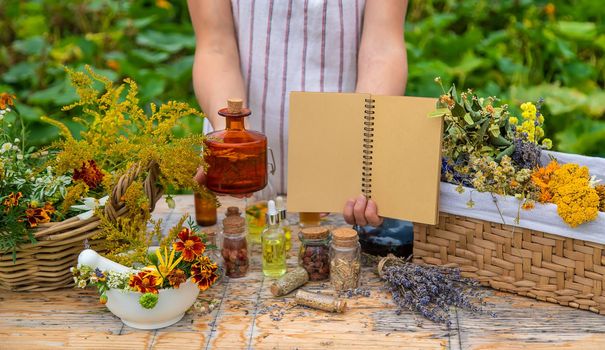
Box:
414;212;605;315
0;161;163;292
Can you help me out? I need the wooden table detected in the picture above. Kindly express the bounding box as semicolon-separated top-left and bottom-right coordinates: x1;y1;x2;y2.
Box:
1;196;605;349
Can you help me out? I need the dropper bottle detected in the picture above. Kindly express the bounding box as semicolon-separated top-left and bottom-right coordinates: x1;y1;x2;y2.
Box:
262;200;287;278
275;196;292;253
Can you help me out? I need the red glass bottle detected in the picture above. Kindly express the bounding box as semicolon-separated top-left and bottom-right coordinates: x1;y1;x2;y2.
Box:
204;99;268;195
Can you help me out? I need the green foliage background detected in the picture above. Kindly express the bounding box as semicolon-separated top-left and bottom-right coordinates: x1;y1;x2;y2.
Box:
1;0;604;157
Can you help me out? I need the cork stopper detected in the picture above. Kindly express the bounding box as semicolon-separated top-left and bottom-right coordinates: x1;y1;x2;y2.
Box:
331;227;358;248
300;226;330;240
226;206;241;217
223;207;245;235
203;228;217;245
227;98;243;114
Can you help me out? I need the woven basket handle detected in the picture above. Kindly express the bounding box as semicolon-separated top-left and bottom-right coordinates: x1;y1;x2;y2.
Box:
103;160;164;223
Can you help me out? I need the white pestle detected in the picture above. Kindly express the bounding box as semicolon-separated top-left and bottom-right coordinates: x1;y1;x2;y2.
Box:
77;249;131;273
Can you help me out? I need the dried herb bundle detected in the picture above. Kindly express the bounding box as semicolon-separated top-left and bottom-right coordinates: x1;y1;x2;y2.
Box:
377;255;492;326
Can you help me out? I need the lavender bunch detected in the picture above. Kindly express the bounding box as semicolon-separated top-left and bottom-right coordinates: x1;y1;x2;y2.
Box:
511;138;542;170
377;256;492;327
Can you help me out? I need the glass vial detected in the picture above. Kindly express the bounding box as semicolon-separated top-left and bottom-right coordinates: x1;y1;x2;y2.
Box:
298;227;331;281
261;200;287;278
329;227;361;291
194;191;218;227
275;196;292;253
221;207;249;278
203;228;224;282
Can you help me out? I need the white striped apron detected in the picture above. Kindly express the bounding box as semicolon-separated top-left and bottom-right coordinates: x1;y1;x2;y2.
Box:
230;0;366;194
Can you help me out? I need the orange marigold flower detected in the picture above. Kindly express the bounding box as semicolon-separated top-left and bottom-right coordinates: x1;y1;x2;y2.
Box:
128;271;159;294
166;268;187;288
3;192;23;211
43;202;56;215
23;204;52;228
173;228;205;262
191;256;218;291
73;160;104;189
0;92;15;110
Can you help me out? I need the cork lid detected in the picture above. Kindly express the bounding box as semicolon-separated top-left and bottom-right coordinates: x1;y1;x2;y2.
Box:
223;207;245;235
227;98;243;113
300;226;330;240
202;228;217;244
226;206;241;217
219;98;251;117
331;227;358;247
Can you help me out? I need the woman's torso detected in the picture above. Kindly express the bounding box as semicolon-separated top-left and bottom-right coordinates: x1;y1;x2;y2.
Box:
230;0;365;194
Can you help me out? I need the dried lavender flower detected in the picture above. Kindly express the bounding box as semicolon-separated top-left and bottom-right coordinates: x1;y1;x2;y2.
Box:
511;138;542;170
377;256;492;327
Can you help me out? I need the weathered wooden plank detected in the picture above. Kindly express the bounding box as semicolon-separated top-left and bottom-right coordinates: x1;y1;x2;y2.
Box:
457;291;605;349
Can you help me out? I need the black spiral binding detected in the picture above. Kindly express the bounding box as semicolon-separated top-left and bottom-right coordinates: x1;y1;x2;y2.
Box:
362;98;375;198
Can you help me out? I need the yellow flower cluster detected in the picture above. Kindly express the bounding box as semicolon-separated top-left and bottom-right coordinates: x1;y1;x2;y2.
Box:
511;102;552;149
549;164;600;227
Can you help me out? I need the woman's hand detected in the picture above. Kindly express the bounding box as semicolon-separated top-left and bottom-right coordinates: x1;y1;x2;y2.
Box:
194;166;252;199
343;195;384;227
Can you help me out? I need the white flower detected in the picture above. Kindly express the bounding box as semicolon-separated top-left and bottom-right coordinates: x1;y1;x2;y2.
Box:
16;154;23;160
0;109;5;115
5;108;10;112
589;175;602;188
77;280;87;288
0;143;12;154
14;138;20;143
71;196;109;220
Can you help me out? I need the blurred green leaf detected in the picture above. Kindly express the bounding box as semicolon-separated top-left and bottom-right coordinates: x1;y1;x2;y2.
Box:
136;30;194;53
555;21;597;41
130;48;170;64
4;62;38;83
12;36;47;56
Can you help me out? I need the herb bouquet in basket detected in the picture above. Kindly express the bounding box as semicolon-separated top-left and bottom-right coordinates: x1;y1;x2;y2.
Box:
414;79;605;314
0;67;206;292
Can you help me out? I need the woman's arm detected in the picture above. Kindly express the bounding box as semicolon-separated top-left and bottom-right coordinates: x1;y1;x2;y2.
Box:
355;0;408;95
344;0;408;227
187;0;246;130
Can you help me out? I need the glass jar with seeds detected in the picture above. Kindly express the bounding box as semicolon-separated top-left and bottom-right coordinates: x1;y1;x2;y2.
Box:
221;206;249;278
298;226;331;281
329;227;361;291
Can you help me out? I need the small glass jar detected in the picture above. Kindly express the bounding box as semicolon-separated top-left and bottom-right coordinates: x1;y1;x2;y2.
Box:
329;227;361;291
203;228;225;282
221;207;249;278
298;227;331;281
194;191;218;227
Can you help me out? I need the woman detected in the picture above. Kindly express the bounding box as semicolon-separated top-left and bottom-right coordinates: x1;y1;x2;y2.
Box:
188;0;408;227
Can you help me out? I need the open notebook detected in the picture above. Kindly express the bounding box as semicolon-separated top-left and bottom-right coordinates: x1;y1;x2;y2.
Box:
287;92;443;225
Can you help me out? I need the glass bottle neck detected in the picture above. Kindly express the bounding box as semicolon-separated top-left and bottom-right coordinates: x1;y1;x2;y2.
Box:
226;116;245;130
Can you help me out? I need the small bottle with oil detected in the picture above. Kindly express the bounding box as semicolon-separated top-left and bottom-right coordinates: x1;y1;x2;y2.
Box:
299;212;321;227
275;196;292;253
262;200;287;278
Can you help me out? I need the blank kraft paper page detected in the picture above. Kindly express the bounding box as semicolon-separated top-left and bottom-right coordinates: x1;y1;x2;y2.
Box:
371;95;442;224
287;92;366;213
